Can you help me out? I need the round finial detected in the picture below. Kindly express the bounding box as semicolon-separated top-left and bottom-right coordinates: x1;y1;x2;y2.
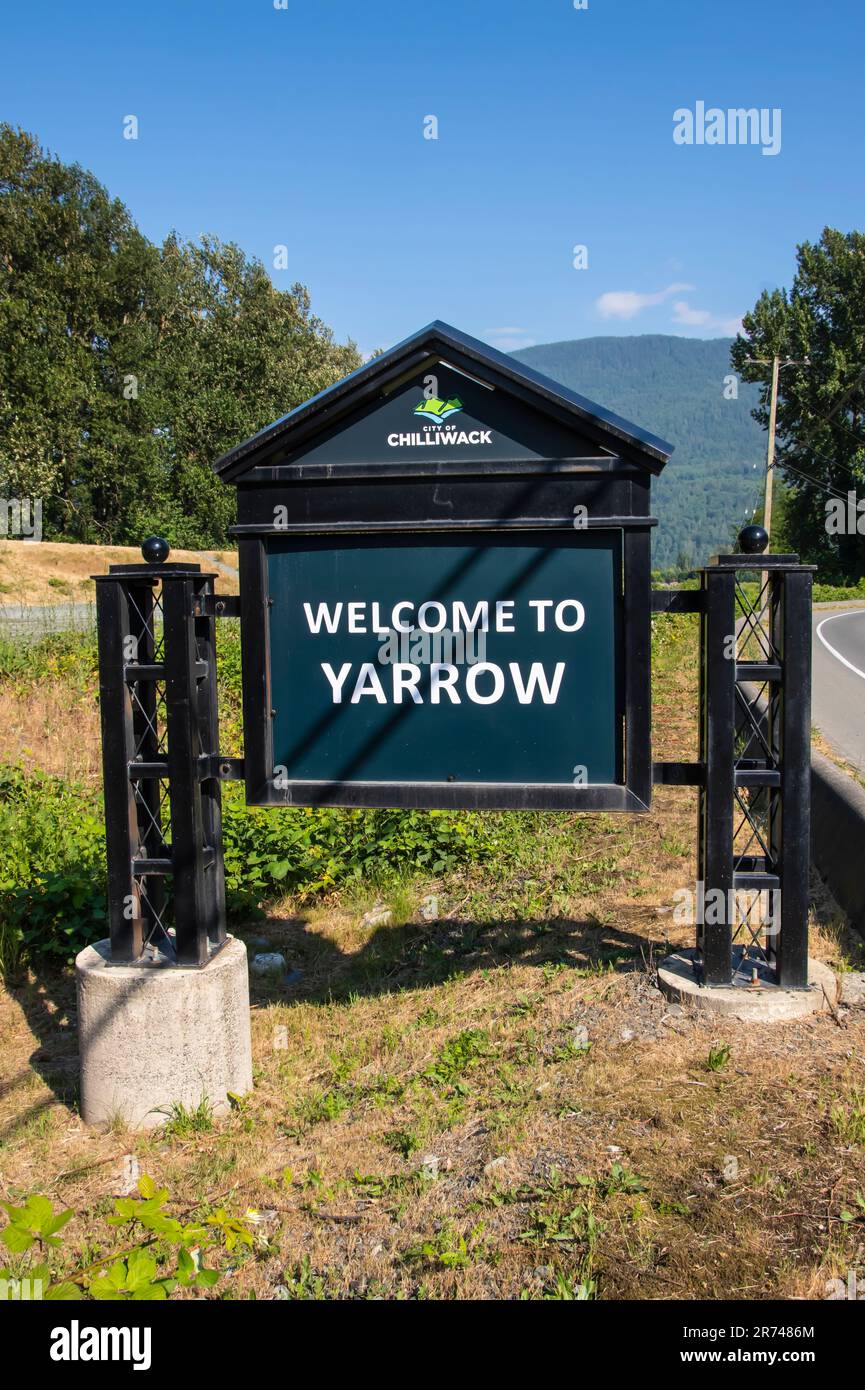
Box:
142;535;170;565
738;524;768;555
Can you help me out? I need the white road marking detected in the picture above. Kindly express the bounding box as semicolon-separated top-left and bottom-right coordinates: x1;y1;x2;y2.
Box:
816;611;865;682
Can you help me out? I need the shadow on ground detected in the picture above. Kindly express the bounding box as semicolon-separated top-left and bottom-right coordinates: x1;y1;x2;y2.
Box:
236;907;677;1008
0;964;79;1142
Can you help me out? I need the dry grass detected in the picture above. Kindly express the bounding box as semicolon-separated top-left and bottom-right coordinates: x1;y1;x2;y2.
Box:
0;540;238;606
1;612;864;1300
0;686;101;784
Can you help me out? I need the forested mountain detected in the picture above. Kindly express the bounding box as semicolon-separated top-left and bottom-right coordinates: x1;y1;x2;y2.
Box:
512;335;766;570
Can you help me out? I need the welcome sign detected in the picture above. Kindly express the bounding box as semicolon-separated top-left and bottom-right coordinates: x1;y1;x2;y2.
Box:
218;321;672;811
266;532;622;786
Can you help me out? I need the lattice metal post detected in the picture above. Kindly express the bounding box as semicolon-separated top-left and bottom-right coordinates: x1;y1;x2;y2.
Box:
96;573;157;962
94;540;229;967
162;571;227;966
769;566;813;987
697;530;814;989
698;565;736;985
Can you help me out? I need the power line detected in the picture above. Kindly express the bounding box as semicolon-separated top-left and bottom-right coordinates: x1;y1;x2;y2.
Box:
745;357;865;482
775;435;864;486
772;457;851;502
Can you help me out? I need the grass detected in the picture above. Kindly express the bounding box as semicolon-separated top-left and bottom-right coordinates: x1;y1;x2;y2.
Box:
1;604;864;1300
160;1098;216;1138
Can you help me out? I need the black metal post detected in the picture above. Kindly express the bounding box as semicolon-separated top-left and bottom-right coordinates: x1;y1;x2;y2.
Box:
162;572;228;966
696;527;814;990
196;588;228;955
771;567;812;988
698;566;736;985
94;540;229;967
95;577;148;962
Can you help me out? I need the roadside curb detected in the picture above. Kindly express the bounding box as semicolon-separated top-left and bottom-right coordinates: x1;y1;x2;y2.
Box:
811;748;865;934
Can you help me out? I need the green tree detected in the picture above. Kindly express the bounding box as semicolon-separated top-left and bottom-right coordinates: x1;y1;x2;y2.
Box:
0;125;165;529
731;228;865;582
0;125;360;547
142;234;360;547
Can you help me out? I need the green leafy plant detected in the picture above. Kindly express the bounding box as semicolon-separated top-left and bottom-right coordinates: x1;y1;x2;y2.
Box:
89;1248;177;1302
405;1223;477;1269
600;1162;647;1197
829;1091;865;1146
706;1043;732;1072
0;1176;249;1301
840;1192;865;1223
0;766;106;972
523;1270;597;1300
160;1098;215;1138
278;1255;328;1299
0;1195;73;1253
424;1029;491;1090
221;792;496;915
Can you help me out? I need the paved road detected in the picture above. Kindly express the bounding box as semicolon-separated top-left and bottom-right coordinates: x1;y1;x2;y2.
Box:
813;604;865;774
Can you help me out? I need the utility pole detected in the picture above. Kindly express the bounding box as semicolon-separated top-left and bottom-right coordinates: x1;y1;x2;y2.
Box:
744;354;809;638
763;353;781;546
745;354;810;550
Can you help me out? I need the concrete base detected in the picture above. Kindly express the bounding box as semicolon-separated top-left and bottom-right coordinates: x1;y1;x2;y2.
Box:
76;936;253;1129
658;948;838;1022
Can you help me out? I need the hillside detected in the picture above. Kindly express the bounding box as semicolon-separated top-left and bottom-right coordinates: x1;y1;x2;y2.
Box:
0;541;238;606
512;335;766;570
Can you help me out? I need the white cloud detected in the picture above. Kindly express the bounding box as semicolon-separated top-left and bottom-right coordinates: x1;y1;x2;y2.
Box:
671;299;713;326
672;300;744;335
595;282;693;320
485;326;536;350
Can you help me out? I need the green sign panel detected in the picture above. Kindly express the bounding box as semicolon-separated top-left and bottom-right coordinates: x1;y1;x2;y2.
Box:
277;361;597;468
267;531;623;786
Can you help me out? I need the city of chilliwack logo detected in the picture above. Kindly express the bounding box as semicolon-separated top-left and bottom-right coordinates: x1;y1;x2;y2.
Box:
413;394;464;425
386;392;490;447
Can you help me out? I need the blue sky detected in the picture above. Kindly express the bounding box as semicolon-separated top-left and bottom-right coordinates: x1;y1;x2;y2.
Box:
4;0;863;356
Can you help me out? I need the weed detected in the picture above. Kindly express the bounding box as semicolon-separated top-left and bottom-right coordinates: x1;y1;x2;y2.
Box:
829;1091;865;1146
405;1222;485;1269
424;1029;491;1089
278;1256;328;1299
706;1043;732;1072
161;1098;215;1138
382;1128;421;1159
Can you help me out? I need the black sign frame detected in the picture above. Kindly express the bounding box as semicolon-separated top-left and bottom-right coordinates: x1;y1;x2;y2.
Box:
237;521;651;813
222;322;672;814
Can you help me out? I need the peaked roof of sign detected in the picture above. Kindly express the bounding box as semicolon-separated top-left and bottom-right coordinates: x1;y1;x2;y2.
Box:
212;319;674;478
